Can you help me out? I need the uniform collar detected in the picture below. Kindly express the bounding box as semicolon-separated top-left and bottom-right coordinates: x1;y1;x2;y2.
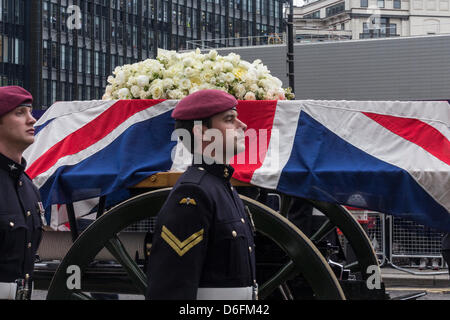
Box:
192;156;234;182
0;152;26;179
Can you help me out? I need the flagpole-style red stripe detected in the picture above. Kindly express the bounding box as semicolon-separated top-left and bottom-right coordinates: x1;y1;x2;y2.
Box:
26;100;166;179
363;112;450;165
232;100;278;183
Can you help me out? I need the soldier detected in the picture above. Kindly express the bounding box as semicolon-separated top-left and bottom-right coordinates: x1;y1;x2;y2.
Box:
146;89;258;300
0;86;43;300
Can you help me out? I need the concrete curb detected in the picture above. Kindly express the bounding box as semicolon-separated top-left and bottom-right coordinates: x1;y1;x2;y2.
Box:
381;267;450;288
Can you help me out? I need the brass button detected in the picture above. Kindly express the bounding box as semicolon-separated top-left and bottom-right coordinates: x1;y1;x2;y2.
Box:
27;242;32;248
241;218;245;224
224;168;229;178
232;230;237;238
198;167;204;171
18;181;23;187
249;246;253;253
9;222;14;227
25;274;30;279
26;211;31;217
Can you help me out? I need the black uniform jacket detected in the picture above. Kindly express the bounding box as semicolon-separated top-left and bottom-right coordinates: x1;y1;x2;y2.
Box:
146;162;256;300
0;153;43;282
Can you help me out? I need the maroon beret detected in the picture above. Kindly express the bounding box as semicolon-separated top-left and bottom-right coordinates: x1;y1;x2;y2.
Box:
172;89;238;120
0;86;33;118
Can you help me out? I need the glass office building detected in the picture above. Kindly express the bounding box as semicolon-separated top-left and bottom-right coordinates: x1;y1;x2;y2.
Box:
0;0;27;88
1;0;285;108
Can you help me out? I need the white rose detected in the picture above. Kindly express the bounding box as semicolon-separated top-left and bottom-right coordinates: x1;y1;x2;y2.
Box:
249;84;259;92
233;84;246;99
137;75;150;87
118;88;131;99
244;92;256;100
208;50;218;60
179;78;191;90
105;85;113;94
131;85;141;98
139;90;151;99
200;72;214;84
167;89;184;100
213;63;223;74
277;90;286;100
223;62;233;72
224;72;235;83
183;57;194;68
162;78;174;89
115;70;126;85
127;76;137;87
185;67;195;78
150;85;164;99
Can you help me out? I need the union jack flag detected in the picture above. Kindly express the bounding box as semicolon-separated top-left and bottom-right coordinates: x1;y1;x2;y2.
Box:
25;99;450;232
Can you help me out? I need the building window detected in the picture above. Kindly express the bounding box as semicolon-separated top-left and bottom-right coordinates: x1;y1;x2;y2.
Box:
78;48;83;73
361;0;368;7
377;0;385;8
393;0;401;9
326;2;345;17
304;10;320;19
61;45;66;70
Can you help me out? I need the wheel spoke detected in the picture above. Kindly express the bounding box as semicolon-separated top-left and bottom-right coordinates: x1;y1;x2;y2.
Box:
70;292;93;300
310;219;335;243
105;235;148;295
259;260;298;299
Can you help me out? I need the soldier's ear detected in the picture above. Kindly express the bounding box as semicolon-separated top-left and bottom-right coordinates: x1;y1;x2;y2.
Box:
192;123;202;138
192;122;208;139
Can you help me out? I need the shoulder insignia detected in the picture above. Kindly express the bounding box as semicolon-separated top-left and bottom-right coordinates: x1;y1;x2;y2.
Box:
179;197;197;206
161;226;204;256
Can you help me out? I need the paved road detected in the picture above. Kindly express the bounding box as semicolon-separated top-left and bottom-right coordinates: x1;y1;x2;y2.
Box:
32;288;450;300
386;288;450;300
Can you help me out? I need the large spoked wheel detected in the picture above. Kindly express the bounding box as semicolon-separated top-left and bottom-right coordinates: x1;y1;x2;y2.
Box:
303;199;380;281
46;189;345;300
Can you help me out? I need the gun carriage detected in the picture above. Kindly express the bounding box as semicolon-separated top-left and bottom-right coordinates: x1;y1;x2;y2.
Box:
27;99;448;301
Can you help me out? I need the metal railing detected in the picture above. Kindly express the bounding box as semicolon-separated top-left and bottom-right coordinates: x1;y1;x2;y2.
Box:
185;33;286;50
